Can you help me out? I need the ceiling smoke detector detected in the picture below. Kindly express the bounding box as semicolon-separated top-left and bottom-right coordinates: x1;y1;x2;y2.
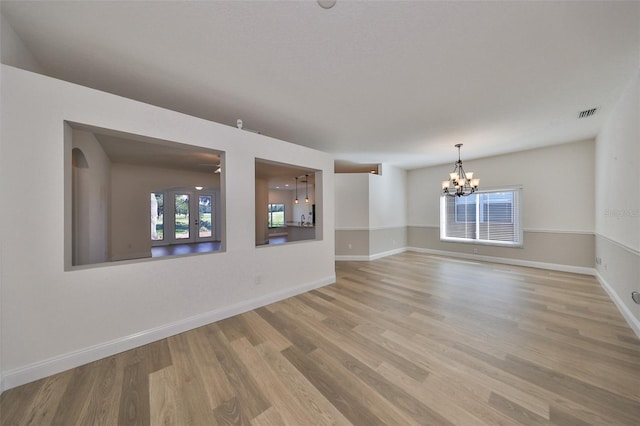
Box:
578;107;598;118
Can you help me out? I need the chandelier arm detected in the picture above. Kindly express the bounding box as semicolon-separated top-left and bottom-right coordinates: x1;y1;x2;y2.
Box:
442;144;478;197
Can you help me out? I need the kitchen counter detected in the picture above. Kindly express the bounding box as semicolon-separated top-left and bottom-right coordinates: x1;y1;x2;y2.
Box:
286;224;316;241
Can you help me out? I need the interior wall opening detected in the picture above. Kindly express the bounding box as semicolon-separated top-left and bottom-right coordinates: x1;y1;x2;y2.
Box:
65;121;225;268
255;158;321;246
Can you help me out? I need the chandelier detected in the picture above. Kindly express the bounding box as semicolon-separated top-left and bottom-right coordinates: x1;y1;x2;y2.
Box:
441;144;480;197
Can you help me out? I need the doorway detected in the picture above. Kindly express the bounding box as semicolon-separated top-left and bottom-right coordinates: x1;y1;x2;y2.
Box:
152;189;220;247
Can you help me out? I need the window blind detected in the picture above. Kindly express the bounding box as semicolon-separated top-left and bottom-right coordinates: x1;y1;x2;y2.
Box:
440;188;522;247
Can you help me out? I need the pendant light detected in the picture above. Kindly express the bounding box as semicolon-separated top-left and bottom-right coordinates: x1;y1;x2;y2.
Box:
295;176;299;204
305;174;309;203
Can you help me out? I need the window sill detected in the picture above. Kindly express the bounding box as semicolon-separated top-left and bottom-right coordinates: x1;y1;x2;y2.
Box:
440;237;523;248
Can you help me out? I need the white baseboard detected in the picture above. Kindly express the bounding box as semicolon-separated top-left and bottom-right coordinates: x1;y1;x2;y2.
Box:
595;272;640;338
335;254;372;261
406;247;597;276
0;275;336;392
335;247;406;262
370;247;407;260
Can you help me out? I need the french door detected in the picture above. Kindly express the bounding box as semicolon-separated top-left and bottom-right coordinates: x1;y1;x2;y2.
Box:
152;190;218;246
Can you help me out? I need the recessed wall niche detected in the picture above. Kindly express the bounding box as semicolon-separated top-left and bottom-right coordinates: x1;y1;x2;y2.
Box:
65;121;225;268
255;158;321;247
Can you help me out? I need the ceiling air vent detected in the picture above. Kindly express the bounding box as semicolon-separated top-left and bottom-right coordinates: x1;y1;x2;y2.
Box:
578;107;598;118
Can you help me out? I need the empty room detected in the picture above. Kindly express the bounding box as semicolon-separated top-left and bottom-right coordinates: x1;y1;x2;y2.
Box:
0;1;638;425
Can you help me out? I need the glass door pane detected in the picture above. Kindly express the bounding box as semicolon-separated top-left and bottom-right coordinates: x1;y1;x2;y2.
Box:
151;193;164;241
198;195;212;238
175;194;190;239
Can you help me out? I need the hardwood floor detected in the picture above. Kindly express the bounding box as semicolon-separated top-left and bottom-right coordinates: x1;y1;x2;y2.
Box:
2;252;639;425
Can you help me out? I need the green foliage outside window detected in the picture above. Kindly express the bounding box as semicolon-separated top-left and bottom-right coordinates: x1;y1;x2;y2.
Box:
268;203;285;227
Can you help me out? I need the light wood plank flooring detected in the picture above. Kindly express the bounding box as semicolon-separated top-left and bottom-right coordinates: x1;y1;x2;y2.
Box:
2;252;639;425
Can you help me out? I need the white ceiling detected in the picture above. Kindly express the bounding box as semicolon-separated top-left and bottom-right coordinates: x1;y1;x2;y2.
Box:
69;121;222;171
255;158;317;190
2;1;639;169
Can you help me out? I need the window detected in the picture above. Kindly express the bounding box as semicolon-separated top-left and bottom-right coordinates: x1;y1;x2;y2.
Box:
454;196;476;223
268;203;285;228
441;188;522;246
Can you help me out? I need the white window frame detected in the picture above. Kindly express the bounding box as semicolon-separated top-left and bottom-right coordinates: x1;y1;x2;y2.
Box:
440;187;523;247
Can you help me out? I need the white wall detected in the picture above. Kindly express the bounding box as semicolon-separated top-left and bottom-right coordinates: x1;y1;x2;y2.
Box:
406;140;595;272
408;140;595;231
110;162;221;260
71;129;111;265
369;164;407;229
335;174;369;229
335;166;408;259
368;165;408;256
334;174;369;258
595;72;640;251
595;70;640;335
0;65;335;390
